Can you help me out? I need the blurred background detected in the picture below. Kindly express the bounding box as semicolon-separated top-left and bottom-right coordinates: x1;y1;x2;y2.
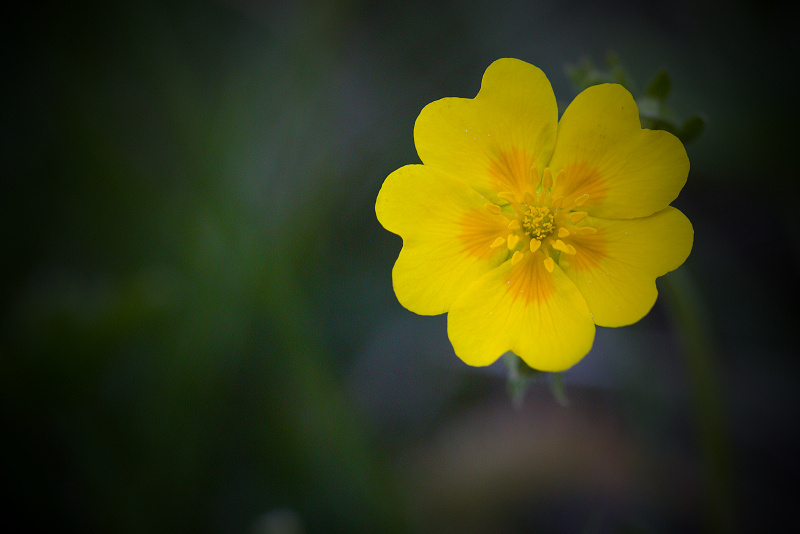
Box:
3;0;798;532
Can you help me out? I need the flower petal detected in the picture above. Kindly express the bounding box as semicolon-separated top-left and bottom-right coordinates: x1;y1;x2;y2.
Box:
376;164;510;315
558;207;694;327
414;58;559;200
447;253;595;371
549;84;689;219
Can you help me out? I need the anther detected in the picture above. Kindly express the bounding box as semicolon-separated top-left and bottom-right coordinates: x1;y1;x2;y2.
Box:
530;165;540;183
497;191;517;203
529;239;542;253
569;211;588;223
490;237;506;248
507;233;520;250
508;220;521;230
485;203;502;215
573;194;589;206
553;240;577;255
543;257;555;273
511;250;524;265
558;227;570;238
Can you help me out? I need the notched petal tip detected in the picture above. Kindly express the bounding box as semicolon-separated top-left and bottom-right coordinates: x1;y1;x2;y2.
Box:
447;257;595;371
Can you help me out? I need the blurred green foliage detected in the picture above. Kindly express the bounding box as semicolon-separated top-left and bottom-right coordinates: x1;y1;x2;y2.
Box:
4;1;405;532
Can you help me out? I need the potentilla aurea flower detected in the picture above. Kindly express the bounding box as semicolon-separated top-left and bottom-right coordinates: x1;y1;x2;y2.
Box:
376;58;693;371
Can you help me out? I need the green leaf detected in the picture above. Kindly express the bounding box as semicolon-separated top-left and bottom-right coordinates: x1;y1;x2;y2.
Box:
641;116;679;136
679;115;707;144
645;68;672;101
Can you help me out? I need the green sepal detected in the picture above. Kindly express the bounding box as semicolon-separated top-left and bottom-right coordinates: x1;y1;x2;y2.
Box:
503;353;569;408
641;116;679;136
678;115;707;144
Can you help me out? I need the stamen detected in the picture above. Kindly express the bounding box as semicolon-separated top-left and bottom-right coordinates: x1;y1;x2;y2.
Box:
488;165;596;270
522;205;555;240
553;169;564;188
485;203;502;215
569;211;588;223
530;165;540;184
542;168;553;190
507;233;520;250
553;240;577;255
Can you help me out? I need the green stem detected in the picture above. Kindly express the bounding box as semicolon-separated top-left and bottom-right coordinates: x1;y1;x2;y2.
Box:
660;268;736;534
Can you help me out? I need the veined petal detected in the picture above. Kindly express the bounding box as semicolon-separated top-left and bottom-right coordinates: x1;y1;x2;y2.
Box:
447;253;595;371
414;58;559;200
549;84;689;219
558;207;694;327
376;164;510;315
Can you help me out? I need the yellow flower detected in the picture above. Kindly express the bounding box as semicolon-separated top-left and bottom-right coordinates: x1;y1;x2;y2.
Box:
375;58;693;372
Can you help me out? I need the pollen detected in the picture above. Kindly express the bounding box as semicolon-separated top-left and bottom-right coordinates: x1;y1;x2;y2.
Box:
522;206;555;240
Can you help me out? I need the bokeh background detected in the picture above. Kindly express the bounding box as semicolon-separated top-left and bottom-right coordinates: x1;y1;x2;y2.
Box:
3;0;798;532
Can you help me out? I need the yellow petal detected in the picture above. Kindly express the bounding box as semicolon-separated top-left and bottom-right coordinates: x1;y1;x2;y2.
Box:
376;165;509;315
414;58;558;200
549;84;689;219
558;207;694;327
447;253;595;371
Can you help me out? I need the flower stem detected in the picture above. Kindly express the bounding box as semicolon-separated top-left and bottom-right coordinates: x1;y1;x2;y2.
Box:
659;268;736;534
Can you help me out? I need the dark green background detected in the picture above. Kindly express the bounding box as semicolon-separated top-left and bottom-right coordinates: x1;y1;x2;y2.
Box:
3;1;797;532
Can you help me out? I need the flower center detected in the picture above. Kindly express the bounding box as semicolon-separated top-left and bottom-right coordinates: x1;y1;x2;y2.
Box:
522;206;554;240
486;165;595;273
